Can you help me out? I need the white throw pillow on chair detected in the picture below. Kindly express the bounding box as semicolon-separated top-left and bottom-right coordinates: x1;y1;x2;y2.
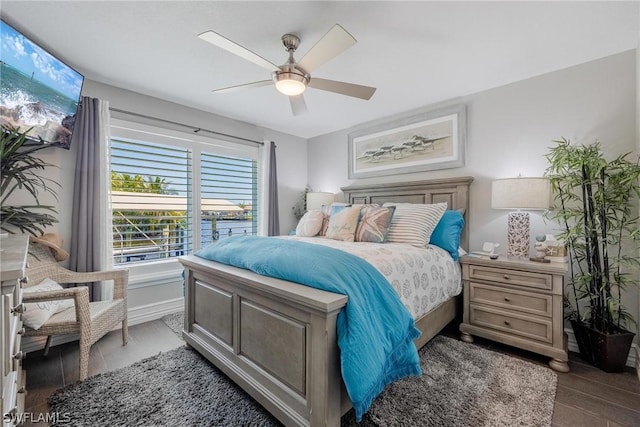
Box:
22;278;75;330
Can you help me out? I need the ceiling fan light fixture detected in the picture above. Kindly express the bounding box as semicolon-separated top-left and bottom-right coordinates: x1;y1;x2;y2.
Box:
273;71;308;96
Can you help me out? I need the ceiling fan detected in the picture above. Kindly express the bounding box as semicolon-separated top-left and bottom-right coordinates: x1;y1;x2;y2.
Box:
198;24;376;116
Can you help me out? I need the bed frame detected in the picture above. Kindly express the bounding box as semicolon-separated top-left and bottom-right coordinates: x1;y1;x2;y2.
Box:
179;176;473;427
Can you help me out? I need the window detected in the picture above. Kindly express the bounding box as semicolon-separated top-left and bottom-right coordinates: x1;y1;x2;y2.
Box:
200;152;258;247
111;138;192;264
109;121;259;269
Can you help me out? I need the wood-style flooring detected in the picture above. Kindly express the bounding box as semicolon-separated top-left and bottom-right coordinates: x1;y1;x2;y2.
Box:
21;319;640;427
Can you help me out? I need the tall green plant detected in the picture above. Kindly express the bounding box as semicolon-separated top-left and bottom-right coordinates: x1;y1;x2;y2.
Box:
0;126;59;236
545;138;640;333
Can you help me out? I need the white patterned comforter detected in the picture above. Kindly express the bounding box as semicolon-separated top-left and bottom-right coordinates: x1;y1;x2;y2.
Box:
281;236;462;319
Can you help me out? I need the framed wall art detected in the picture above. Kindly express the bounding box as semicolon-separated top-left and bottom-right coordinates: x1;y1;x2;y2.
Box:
348;103;466;179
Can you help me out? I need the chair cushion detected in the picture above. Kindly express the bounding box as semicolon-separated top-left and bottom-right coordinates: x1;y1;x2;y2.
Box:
22;278;75;330
44;300;124;326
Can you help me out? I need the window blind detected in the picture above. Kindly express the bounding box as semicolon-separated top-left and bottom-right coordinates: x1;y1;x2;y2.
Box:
110;137;259;266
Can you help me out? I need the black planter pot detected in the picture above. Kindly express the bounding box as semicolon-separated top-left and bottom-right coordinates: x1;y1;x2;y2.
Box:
570;320;635;373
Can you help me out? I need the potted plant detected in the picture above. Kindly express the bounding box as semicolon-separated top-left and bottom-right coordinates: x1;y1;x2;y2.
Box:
291;186;312;221
1;125;59;236
545;137;640;372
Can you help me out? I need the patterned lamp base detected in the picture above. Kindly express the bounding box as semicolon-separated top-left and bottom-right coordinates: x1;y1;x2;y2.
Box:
507;211;529;258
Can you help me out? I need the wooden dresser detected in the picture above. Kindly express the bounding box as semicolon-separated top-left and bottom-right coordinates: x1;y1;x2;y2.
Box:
459;255;569;372
1;235;28;426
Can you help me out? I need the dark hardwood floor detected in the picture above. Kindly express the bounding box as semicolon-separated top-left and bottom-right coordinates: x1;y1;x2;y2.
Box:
21;319;640;426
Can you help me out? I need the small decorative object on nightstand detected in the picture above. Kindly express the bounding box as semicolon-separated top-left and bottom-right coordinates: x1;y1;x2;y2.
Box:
530;234;550;263
459;255;569;372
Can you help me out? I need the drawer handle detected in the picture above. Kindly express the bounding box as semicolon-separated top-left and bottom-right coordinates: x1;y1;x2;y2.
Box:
17;328;26;335
503;274;511;280
504;320;511;326
13;351;25;361
504;297;511;302
20;276;28;286
17;387;26;394
11;303;25;315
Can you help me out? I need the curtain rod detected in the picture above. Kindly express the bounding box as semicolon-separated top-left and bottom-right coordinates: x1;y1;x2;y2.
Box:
108;107;264;146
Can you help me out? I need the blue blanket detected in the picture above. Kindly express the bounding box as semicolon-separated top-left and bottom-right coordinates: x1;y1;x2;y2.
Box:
195;236;421;421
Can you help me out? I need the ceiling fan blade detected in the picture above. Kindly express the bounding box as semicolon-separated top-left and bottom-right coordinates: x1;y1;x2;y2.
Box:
289;94;307;116
198;30;280;72
298;24;356;73
212;80;273;93
308;78;376;100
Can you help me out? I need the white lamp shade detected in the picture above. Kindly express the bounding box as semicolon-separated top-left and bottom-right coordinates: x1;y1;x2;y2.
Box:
306;192;334;211
491;177;551;210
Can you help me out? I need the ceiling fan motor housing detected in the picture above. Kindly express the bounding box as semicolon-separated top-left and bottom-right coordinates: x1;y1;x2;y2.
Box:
272;63;310;96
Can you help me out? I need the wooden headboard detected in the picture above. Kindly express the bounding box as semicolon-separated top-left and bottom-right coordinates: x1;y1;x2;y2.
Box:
341;176;474;250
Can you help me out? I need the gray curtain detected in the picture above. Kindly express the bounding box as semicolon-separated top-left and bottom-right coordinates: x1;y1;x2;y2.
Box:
267;141;280;236
69;97;110;301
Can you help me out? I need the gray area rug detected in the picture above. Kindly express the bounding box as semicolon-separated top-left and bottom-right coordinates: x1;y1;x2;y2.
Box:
48;313;557;426
161;311;184;338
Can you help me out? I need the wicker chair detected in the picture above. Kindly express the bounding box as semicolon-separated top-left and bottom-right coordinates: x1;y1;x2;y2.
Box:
23;243;128;381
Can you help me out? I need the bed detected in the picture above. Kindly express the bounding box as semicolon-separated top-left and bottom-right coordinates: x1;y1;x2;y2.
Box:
178;177;473;426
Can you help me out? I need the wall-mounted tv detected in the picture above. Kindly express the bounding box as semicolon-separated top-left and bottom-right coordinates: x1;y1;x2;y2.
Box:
0;19;84;149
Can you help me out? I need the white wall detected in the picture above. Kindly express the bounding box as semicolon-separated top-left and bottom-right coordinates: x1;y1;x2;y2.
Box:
309;50;638;337
310;51;635;245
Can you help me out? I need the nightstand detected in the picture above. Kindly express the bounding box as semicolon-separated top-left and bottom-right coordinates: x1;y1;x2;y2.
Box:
459;255;569;372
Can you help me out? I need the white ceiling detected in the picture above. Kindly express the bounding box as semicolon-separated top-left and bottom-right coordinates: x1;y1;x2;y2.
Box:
2;1;638;139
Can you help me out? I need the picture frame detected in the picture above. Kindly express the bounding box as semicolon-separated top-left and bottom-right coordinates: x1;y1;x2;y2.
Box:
348;103;466;179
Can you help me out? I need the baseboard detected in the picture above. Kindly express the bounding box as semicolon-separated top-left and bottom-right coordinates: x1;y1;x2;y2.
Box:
21;297;184;354
127;297;184;325
565;327;637;369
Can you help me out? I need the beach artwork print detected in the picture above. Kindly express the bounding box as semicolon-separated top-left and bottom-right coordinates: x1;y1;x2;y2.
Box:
349;109;463;178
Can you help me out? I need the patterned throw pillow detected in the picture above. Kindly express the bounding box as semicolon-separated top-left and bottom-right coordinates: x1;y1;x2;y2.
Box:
383;202;448;247
319;203;349;236
326;206;361;242
296;210;324;237
23;278;75;330
355;206;396;243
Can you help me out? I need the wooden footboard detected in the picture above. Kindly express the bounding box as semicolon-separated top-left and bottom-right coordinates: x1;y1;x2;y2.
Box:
180;255;460;427
180;255;348;426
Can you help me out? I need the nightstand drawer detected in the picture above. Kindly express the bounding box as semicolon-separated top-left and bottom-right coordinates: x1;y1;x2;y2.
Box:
470;283;552;317
468;265;552;291
469;304;552;343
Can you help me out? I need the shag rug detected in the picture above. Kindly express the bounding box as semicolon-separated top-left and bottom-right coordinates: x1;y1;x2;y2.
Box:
48;313;557;427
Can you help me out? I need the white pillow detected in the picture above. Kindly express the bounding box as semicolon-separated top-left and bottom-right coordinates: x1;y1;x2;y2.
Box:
22;278;75;330
382;202;448;247
296;210;324;237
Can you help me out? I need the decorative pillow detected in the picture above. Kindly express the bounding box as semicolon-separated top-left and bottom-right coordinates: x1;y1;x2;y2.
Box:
319;202;349;236
326;206;361;242
355;206;395;243
295;210;324;237
429;210;465;260
22;278;74;330
382;202;448;247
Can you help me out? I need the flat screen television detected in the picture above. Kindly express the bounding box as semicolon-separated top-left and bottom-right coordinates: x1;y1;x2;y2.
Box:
0;19;84;149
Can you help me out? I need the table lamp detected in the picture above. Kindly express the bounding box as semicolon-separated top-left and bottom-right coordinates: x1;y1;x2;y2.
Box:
491;177;551;258
306;192;334;211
